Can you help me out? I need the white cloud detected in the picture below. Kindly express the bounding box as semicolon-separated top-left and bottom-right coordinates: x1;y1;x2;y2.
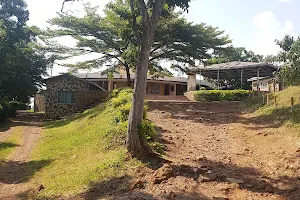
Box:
251;11;296;55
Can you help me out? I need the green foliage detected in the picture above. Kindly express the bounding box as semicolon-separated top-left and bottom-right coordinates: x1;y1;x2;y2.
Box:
109;88;155;140
205;46;263;66
43;1;229;77
194;90;250;101
0;0;48;102
138;120;157;141
9;101;27;110
0;101;18;120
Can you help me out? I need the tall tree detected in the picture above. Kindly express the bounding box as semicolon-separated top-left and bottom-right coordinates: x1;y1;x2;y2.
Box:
44;1;229;87
0;0;48;102
126;0;191;157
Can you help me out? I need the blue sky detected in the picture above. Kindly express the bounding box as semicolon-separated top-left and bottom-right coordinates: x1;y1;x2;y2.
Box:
25;0;298;75
184;0;298;55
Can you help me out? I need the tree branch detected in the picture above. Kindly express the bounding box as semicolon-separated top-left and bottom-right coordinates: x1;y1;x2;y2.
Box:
61;0;75;12
149;49;177;61
129;0;140;44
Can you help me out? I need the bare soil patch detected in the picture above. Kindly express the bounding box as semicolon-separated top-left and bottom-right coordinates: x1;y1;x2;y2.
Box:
94;101;300;200
0;111;44;200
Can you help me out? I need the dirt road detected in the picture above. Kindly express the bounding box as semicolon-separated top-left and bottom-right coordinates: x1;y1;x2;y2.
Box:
0;111;43;199
130;101;300;200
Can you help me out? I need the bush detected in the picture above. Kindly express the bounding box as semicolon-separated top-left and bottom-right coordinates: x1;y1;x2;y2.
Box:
194;90;250;101
10;101;27;110
0;101;17;120
109;88;156;142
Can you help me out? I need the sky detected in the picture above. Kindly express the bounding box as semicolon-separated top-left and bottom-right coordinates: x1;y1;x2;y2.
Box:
25;0;299;76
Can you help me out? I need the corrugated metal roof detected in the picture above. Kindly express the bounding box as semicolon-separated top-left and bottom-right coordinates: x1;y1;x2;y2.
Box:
188;62;279;79
189;61;278;71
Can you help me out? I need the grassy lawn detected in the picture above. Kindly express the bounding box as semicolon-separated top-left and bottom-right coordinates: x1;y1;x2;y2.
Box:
0;126;23;160
31;90;143;198
249;86;300;132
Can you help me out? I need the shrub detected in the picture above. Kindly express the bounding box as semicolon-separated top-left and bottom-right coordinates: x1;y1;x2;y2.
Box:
138;120;157;141
0;101;17;120
109;88;157;144
194;90;250;101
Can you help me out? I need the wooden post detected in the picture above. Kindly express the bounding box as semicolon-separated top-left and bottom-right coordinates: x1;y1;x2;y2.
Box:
266;93;269;106
262;94;265;104
291;97;294;112
274;96;277;108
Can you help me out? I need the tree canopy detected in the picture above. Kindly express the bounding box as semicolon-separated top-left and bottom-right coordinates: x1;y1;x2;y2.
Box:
275;35;300;86
43;0;230;86
0;0;48;102
205;46;263;66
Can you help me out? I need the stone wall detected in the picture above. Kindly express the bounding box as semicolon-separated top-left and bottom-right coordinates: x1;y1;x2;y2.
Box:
45;75;107;119
34;92;46;112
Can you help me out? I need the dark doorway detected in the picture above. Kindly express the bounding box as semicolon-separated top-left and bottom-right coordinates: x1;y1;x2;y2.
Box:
176;84;187;96
164;84;170;95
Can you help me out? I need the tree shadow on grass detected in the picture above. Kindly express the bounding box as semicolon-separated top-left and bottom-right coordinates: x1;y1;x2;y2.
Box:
0;159;52;184
0;111;44;132
242;104;300;130
0;142;19;150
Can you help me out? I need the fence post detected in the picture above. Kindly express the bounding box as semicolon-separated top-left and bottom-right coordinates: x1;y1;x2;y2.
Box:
266;93;269;106
274;96;277;108
291;97;294;112
262;93;265;105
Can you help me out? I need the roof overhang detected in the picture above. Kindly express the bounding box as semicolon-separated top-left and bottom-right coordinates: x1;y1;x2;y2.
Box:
188;62;279;80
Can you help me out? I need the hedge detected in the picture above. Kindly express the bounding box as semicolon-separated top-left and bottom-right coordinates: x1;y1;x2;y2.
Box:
194;90;250;101
0;101;27;121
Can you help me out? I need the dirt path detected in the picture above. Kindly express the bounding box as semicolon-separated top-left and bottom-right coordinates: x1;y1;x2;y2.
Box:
123;101;300;200
0;111;44;199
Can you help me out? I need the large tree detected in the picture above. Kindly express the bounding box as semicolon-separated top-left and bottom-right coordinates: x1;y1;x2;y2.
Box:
44;1;229;87
0;0;48;102
126;0;192;157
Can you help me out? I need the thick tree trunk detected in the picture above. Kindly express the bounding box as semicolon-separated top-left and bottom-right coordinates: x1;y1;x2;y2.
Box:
126;31;153;158
126;0;165;158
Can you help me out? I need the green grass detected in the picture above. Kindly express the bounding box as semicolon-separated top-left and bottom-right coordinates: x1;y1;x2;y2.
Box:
31;90;143;198
0;126;23;160
248;86;300;131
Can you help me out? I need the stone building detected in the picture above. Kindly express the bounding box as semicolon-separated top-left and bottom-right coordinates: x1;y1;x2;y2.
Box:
41;72;213;119
44;74;107;119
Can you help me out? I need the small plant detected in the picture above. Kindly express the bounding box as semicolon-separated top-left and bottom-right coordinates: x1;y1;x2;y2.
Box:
138;120;157;141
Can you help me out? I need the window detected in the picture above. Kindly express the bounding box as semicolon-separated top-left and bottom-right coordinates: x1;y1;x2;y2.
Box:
58;91;74;104
170;86;175;91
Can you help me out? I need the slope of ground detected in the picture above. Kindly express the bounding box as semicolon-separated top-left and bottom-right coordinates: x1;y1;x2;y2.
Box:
2;88;300;200
29;91;143;198
136;101;300;200
250;86;300;133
